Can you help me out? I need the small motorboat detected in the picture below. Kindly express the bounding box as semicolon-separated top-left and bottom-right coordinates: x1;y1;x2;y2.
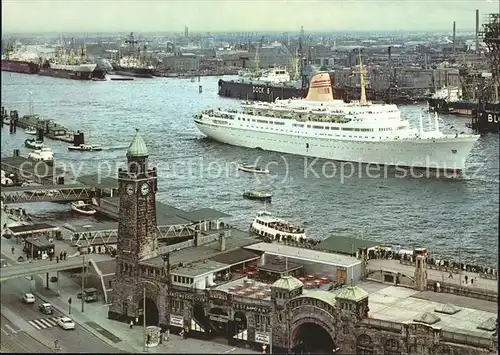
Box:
24;138;43;150
70;201;97;215
238;164;270;174
25;127;37;135
243;191;272;202
68;144;103;152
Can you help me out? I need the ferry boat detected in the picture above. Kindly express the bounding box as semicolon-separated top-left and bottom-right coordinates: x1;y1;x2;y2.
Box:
250;211;307;242
195;59;480;172
27;147;54;166
70;201;97;215
68;144;103;152
238;164;270;174
24;138;43;150
243;191;272;202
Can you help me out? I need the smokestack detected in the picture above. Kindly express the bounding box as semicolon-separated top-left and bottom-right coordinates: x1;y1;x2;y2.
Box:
476;9;480;54
218;233;226;252
388;46;392;69
452;21;456;54
194;230;200;246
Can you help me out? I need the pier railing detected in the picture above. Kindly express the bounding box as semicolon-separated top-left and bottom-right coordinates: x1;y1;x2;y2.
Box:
426;279;497;302
399;259;498;280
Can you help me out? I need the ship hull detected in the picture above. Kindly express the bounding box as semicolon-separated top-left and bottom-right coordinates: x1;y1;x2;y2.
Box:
428;99;497;116
217;79;420;104
218;79;306;101
38;68;93;80
111;66;154;78
194;119;477;171
1;59;39;74
468;108;500;134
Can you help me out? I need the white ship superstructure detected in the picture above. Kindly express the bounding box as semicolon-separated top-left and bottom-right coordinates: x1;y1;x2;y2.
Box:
257;67;291;84
49;62;96;72
118;56;154;69
194;62;479;171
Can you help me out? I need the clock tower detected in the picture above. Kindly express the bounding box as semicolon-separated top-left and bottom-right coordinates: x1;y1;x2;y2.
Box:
117;128;158;265
109;129;158;321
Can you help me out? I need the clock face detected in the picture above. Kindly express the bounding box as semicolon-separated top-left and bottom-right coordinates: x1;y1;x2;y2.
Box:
126;184;134;195
141;183;150;196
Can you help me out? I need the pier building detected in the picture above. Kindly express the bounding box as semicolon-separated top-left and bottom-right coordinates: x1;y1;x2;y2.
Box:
108;130;498;354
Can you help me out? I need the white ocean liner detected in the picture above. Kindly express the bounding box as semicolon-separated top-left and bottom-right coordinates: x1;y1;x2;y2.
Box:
194;61;479;171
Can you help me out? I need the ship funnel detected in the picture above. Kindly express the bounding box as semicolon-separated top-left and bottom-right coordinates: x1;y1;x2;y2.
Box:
305;73;334;101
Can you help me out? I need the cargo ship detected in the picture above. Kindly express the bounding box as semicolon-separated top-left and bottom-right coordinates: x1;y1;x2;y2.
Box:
111;56;155;78
110;32;155;78
38;45;100;80
1;42;40;74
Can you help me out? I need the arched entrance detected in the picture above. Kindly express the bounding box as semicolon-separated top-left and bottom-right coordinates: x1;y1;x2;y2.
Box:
232;311;247;339
292;322;336;354
207;307;229;335
137;297;159;326
192;302;211;333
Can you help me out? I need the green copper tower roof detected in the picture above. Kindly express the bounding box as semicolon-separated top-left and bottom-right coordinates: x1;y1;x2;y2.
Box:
126;129;149;157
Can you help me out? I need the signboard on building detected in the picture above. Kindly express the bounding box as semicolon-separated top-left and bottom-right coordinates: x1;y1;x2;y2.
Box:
254;331;270;344
208;314;229;323
209;290;228;301
169;314;184;327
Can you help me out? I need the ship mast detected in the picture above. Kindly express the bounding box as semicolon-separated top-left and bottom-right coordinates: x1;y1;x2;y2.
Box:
359;51;368;105
254;46;260;72
293;48;300;81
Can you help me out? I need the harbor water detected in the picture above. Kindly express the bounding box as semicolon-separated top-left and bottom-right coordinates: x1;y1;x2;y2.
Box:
1;71;498;266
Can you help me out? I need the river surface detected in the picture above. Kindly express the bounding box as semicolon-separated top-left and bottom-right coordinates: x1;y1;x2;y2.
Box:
1;71;498;266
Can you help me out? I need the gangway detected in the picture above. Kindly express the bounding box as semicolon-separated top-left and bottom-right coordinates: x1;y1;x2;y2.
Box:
1;183;92;203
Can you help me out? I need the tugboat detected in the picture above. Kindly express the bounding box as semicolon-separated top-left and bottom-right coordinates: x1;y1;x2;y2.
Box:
70;201;97;215
238;164;270;174
243;190;272;202
250;210;307;242
24;138;43;150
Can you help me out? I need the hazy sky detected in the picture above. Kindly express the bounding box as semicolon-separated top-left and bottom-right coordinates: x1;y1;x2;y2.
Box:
2;0;498;34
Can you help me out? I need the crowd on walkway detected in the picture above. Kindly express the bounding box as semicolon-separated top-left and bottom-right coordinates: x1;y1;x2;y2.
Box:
366;247;498;276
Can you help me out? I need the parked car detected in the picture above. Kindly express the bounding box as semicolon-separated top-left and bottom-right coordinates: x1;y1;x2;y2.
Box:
56;317;75;330
38;303;54;315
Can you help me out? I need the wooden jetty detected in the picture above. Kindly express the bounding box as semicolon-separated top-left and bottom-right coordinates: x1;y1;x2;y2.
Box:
1;106;83;144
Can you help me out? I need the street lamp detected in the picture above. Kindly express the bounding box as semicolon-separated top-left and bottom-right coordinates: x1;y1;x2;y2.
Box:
80;246;88;313
135;280;160;353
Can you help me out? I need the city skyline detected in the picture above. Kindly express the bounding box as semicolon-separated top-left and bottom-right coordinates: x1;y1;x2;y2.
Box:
1;0;497;34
